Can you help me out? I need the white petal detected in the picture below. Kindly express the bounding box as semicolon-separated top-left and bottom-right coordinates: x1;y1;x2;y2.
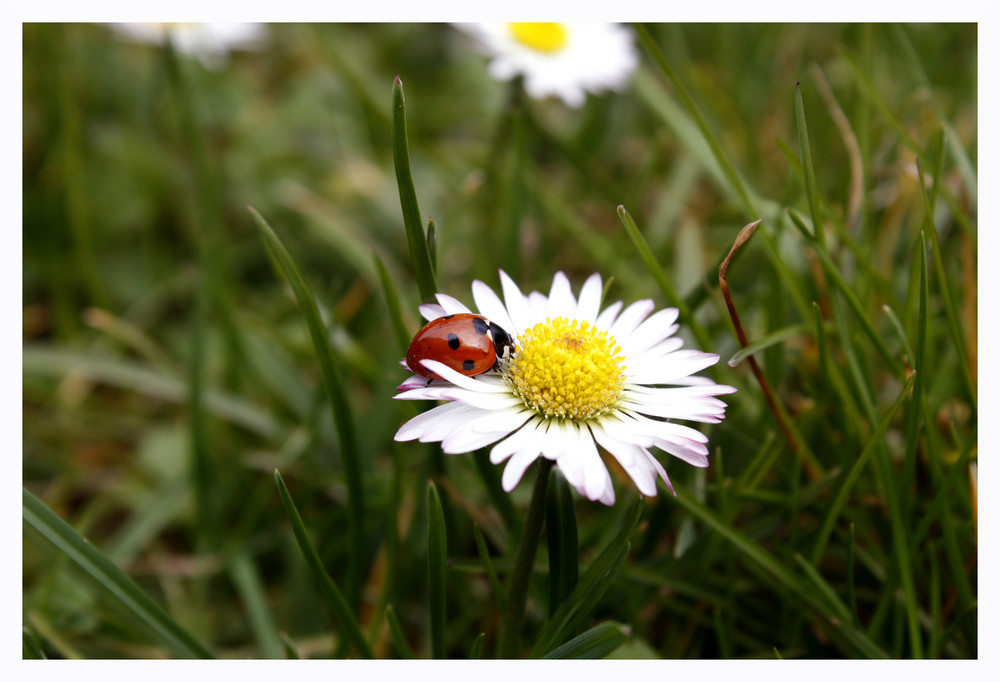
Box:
575;273;603;324
502;445;542;492
436;389;524;411
490;417;544;464
528;291;549;321
394;402;478;442
642;447;675;496
500;270;532;336
547;272;576;319
619;308;680;356
574;423;612;501
419;303;446;321
472;279;515;338
628;337;685;366
597;481;616;506
629;350;721;383
472;408;534;435
435;294;472;315
417;360;511;393
595;300;623;330
442;408;524;454
610;299;656;339
592;426;657;496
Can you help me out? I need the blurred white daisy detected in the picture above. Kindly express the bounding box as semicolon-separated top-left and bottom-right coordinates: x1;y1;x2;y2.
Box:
394;271;736;505
106;23;264;68
457;23;638;107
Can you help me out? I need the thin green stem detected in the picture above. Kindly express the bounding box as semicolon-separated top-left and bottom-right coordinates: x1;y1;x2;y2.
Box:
498;458;554;659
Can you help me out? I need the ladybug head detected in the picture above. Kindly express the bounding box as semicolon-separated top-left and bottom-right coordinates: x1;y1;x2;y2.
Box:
489;322;514;367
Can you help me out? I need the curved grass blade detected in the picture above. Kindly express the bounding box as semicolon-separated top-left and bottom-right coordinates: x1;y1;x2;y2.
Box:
673;484;889;658
385;605;414;659
470;632;485;659
392;76;437;301
531;499;642;658
794;81;825;247
631;23;756;217
616;205;711;350
22;627;47;660
541;621;631;660
427;481;448;659
726;323;809;368
22;488;214;659
809;372;916;566
545;467;579;617
250;206;365;603
273;470;374;659
473;523;506;610
374;252;412;354
227;550;283;659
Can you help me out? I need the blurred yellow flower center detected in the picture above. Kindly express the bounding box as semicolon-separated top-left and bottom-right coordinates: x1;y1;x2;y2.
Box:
508;317;625;421
508;23;569;53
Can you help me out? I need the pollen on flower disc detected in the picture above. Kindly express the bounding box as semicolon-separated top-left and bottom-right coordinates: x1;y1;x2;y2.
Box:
508;22;569;54
508;317;625;421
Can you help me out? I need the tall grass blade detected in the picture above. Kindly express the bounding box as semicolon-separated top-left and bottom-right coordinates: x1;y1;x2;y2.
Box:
392;76;437;301
250;206;366;603
545;468;579;617
809;372;916;565
541;621;631;659
228;550;284;659
427;481;448;659
22;488;214;659
272;470;374;659
531;500;642;658
794;81;824;246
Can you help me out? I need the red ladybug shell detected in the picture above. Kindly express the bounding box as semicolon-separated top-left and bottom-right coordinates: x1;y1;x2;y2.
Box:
406;314;513;381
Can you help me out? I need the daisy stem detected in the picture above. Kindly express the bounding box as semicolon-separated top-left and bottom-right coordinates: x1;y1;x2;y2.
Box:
498;458;555;659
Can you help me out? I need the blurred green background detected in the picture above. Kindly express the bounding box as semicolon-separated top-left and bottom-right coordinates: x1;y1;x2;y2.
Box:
23;23;976;659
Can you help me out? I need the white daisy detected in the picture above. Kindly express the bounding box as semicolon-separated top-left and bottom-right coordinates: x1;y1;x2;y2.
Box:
394;271;736;505
456;23;638;108
106;23;265;69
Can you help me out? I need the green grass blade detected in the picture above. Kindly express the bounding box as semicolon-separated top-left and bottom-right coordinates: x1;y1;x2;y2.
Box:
793;554;851;621
22;346;281;439
787;208;902;373
250;206;366;603
916;161;976;410
545;468;579;617
22;487;214;659
809;372;916;565
474;524;506;610
673;484;889;658
374;252;412;354
632;23;756;217
22;627;47;660
227;550;284;659
531;500;642;658
427;481;448;659
726;323;809;368
272;470;374;659
392;76;437;301
794;81;824;246
470;632;486;659
616;205;711;350
279;633;301;659
385;605;414;659
541;621;631;659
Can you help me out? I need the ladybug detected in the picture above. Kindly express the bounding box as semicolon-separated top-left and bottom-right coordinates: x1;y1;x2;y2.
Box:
406;313;514;381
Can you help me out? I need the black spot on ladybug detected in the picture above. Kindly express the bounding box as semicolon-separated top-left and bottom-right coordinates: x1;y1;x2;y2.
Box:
447;333;461;350
472;316;490;335
463;359;476;371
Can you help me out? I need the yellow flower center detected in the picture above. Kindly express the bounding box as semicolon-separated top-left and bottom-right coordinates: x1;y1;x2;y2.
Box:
508;23;569;54
508;317;626;421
